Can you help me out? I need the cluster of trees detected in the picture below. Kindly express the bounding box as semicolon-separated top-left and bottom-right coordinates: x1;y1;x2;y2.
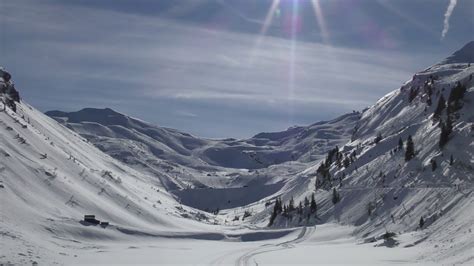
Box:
447;82;467;115
407;74;438;104
434;82;467;148
429;154;454;172
316;146;357;190
268;194;317;226
392;135;416;162
268;188;344;226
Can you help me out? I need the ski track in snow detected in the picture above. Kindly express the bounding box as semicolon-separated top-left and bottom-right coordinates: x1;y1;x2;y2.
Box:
234;226;314;266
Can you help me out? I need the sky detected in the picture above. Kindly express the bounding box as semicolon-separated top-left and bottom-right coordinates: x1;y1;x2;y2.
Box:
1;0;473;138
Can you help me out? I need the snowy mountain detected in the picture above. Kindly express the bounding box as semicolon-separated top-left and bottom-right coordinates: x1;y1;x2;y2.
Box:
266;42;474;262
46;108;359;169
46;107;359;207
2;42;473;265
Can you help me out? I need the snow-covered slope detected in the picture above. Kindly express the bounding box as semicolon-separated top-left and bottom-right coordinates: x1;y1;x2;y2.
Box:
46;107;359;209
2;42;474;265
260;42;474;264
0;72;241;264
46;108;359;170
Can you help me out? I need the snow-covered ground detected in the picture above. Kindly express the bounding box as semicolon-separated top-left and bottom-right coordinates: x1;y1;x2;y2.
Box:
1;42;474;265
54;224;430;265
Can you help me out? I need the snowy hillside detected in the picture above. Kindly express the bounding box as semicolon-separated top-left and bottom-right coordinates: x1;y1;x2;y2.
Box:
46;108;359;170
1;42;473;265
0;70;250;265
46;107;359;211
265;41;474;263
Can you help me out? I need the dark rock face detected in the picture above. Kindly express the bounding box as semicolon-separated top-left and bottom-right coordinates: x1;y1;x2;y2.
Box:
0;69;21;112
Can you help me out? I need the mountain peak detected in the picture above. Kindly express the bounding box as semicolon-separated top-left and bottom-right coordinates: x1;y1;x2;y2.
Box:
46;107;130;126
440;40;474;64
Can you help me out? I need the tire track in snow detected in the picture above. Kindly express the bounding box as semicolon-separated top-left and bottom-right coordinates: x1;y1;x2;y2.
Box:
234;226;315;266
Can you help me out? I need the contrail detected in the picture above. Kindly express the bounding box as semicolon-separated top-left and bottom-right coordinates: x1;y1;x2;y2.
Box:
441;0;457;40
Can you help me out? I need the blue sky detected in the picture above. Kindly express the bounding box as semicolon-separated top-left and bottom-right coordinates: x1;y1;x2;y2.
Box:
1;0;473;138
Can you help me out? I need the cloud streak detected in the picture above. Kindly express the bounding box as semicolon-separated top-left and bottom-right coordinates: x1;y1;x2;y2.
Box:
1;0;437;138
441;0;457;40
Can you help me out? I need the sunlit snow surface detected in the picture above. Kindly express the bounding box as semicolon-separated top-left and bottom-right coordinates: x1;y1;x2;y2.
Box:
1;43;474;265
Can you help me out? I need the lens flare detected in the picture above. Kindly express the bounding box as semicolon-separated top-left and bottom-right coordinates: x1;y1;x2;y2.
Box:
310;0;330;44
248;0;281;65
247;0;333;124
287;0;300;124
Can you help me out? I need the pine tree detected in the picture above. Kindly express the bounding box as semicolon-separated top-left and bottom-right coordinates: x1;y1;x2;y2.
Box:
374;133;383;144
343;156;350;168
268;198;282;226
405;135;415;161
398;137;403;151
433;94;446;120
304;197;309;208
310;193;317;214
447;82;467;114
289;197;295;212
439;117;452;148
298;202;303;215
430;158;437;171
332;188;340;205
449;155;454;166
419;216;425;229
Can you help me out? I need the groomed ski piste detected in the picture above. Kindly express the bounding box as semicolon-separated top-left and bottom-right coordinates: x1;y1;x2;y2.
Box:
1;42;473;265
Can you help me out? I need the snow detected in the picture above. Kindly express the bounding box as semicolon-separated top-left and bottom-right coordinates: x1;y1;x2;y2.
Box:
2;42;474;265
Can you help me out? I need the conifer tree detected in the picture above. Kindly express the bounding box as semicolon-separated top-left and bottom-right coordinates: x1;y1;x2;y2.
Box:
289;197;295;212
430;158;437;171
433;94;446;120
310;193;317;214
304;197;309;208
298;202;303;215
439;117;452;148
398;137;404;151
374;133;383;144
343;156;350;168
405;135;415;161
419;216;425;229
268;198;282;226
332;188;340;205
447;82;467;114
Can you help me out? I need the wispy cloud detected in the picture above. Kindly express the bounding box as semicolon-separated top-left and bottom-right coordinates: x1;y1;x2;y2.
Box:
176;110;198;118
441;0;457;40
1;1;435;137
